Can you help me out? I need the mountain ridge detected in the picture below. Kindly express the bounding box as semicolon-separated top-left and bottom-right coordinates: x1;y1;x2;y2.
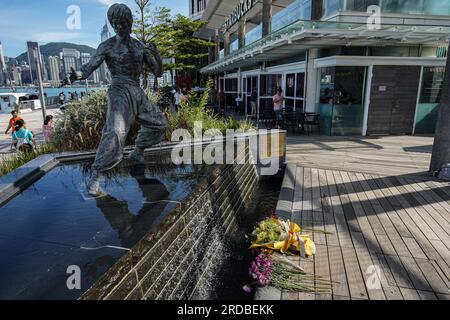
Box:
14;42;97;63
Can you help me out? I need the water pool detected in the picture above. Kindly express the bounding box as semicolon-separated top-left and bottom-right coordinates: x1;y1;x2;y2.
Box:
0;159;206;300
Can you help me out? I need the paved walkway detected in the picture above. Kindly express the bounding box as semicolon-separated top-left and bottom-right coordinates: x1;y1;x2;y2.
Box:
266;135;450;300
286;135;433;177
0;108;60;158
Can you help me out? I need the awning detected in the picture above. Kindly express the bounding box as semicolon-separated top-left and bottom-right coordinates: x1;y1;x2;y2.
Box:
201;20;450;74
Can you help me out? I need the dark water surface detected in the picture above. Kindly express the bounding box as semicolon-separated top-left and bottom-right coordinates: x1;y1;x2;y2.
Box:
0;160;205;299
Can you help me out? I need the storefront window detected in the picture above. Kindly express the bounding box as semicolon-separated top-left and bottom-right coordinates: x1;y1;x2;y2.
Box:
286;74;296;97
317;66;366;136
260;74;282;97
284;72;306;112
415;67;445;134
296;73;305;98
225;78;238;92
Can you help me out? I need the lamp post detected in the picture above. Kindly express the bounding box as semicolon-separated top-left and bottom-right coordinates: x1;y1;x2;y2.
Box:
34;47;47;120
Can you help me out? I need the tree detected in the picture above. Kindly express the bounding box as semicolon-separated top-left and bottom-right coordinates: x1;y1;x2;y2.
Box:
133;1;171;89
430;43;450;175
133;8;213;88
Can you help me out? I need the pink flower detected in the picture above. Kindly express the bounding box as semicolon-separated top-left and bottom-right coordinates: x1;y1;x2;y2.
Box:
242;285;253;293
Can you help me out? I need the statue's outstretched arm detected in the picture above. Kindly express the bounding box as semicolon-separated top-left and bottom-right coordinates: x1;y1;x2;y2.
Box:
144;42;164;78
78;42;108;80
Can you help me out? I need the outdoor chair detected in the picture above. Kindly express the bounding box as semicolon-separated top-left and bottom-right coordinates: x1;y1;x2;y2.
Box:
304;113;320;135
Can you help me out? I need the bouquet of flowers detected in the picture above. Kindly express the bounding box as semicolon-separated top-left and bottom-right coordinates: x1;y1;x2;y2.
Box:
250;217;316;257
243;250;332;293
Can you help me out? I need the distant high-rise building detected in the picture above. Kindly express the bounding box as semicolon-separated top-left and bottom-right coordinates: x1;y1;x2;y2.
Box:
48;56;60;81
99;21;112;83
26;41;48;84
61;48;80;75
0;41;9;85
9;65;22;86
81;52;100;84
20;64;32;84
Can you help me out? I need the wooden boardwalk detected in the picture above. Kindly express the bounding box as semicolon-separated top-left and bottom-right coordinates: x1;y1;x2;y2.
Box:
272;164;450;300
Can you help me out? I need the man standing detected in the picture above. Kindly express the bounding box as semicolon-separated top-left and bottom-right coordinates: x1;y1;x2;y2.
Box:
4;110;23;135
63;4;168;195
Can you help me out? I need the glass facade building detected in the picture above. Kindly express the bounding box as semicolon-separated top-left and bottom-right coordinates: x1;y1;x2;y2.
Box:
199;0;450;136
323;0;450;17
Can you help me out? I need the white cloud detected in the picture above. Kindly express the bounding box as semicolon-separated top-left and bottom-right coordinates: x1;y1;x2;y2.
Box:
97;0;128;6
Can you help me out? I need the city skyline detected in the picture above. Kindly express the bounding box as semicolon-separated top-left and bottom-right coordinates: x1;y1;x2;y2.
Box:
0;0;189;58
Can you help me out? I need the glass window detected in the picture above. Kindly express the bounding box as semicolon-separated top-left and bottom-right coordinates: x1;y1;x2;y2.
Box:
225;78;238;92
317;66;366;136
342;0;450;16
271;0;312;32
296;100;304;112
323;0;341;17
245;25;262;46
415;66;445;134
260;74;282;96
370;46;420;57
286;74;296;97
285;99;295;112
296;73;305;98
420;67;445;104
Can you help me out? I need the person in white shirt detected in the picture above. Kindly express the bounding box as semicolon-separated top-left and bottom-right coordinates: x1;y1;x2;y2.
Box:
174;88;184;112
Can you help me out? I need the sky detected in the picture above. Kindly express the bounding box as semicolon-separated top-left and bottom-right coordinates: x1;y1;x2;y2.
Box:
0;0;189;57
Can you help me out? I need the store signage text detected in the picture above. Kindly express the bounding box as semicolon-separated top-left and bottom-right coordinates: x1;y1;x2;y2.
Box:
223;0;256;32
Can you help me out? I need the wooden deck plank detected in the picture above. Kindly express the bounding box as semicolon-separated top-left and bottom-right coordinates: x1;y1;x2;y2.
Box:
396;177;450;246
400;288;421;300
351;173;387;236
411;180;450;226
333;171;360;234
344;172;384;254
415;259;450;295
373;253;404;300
351;232;386;300
272;161;450;300
341;246;369;300
327;245;351;298
384;255;415;289
292;166;304;212
318;169;340;247
418;290;438;300
314;244;332;298
362;174;413;258
311;168;326;245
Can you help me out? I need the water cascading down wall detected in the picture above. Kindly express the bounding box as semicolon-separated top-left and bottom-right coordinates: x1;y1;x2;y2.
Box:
81;143;261;300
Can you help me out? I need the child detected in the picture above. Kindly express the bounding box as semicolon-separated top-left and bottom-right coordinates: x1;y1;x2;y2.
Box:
12;120;35;153
43;115;54;143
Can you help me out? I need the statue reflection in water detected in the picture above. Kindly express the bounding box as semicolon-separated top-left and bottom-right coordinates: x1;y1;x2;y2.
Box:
94;165;169;249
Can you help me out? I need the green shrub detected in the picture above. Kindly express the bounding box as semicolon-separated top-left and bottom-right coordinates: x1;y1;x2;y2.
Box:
0;144;54;177
50;83;254;152
165;80;254;140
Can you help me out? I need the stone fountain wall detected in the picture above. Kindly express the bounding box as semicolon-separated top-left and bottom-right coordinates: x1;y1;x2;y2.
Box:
81;148;259;300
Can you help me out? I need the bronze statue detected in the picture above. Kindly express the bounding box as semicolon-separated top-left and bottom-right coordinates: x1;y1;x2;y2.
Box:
62;3;168;195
